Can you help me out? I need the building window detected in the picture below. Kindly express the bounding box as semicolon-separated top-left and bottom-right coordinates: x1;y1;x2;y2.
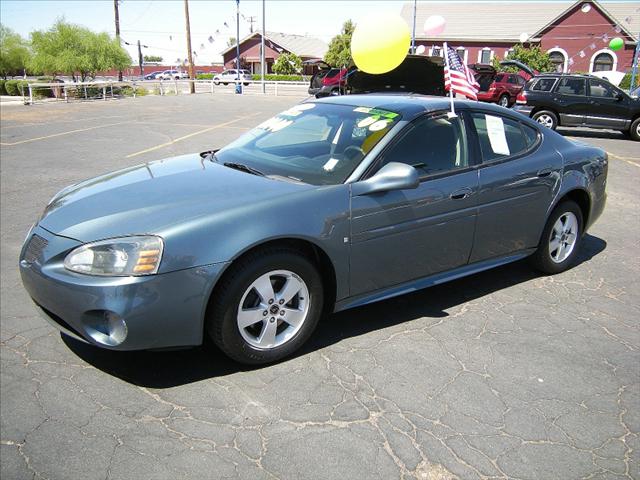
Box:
549;51;566;72
479;48;492;64
592;52;614;71
456;48;466;62
505;49;514;58
430;46;442;57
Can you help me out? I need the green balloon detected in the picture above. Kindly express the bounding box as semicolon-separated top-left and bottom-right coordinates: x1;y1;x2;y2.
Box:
609;37;624;51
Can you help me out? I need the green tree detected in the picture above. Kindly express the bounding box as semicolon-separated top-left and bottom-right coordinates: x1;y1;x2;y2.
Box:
272;52;302;75
492;44;554;73
324;20;354;68
227;37;236;47
29;20;131;81
0;25;31;78
143;54;163;63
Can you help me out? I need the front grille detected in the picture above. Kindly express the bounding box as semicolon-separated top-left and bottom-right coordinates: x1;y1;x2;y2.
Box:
24;234;48;264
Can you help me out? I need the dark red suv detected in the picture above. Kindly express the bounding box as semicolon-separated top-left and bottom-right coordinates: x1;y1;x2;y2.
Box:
470;60;535;107
305;60;347;97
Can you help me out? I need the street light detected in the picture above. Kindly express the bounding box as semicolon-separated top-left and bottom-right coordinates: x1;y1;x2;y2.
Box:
235;0;242;94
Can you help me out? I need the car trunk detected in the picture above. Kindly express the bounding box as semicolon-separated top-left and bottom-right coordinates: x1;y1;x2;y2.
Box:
347;55;445;96
469;64;496;92
304;59;332;90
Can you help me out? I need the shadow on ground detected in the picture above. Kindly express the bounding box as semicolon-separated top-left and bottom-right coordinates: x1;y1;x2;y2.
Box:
64;234;607;388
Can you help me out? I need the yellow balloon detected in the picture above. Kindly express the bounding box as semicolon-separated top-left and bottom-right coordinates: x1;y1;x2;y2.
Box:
351;13;410;74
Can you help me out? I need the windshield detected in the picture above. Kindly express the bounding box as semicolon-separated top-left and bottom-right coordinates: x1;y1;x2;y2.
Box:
215;103;401;185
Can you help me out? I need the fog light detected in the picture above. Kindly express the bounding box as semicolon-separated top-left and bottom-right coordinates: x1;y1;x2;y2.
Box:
83;311;128;346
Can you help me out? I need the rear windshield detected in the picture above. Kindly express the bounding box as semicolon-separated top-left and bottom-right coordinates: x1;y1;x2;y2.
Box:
325;68;341;79
529;77;557;92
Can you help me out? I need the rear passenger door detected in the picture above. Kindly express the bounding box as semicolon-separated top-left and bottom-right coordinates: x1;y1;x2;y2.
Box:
587;78;631;130
467;111;563;263
552;77;588;126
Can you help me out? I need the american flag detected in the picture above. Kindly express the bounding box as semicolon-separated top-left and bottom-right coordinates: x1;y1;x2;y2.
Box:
444;45;480;100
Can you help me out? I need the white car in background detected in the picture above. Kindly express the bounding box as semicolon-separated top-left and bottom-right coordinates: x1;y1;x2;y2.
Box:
160;70;189;80
213;69;252;86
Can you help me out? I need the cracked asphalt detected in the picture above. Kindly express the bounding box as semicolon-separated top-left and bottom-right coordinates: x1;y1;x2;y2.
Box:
1;94;639;480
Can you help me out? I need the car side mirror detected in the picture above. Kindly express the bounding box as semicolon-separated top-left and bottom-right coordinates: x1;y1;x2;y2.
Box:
352;162;420;196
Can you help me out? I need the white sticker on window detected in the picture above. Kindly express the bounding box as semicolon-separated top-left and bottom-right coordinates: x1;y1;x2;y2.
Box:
357;116;377;128
323;157;339;171
369;119;389;131
484;115;510;155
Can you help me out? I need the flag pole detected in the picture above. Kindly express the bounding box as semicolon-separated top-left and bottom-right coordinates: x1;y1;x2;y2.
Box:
443;42;455;117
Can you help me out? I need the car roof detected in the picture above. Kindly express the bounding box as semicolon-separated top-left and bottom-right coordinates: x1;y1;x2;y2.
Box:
311;93;516;120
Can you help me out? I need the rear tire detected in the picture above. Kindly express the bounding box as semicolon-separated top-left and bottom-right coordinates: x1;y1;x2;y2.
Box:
533;110;558;130
207;248;324;365
630;118;640;141
498;94;510;107
530;200;583;274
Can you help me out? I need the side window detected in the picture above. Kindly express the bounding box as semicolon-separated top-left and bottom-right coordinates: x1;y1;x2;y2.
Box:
531;78;557;92
471;113;533;162
556;77;586;96
507;75;517;84
589;79;617;98
495;74;505;83
379;115;468;176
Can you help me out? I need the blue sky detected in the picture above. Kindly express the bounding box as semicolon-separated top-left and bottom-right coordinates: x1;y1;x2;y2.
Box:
1;0;638;65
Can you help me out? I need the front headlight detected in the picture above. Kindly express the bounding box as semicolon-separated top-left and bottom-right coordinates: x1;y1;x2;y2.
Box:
64;236;164;276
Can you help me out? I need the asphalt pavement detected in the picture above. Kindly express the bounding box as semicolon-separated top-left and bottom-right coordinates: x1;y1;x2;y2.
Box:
1;93;639;480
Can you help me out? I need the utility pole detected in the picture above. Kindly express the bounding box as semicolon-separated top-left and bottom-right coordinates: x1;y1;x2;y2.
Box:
114;0;123;81
261;0;265;94
235;0;242;94
137;40;144;78
184;0;195;93
247;15;257;33
411;0;417;54
630;31;639;91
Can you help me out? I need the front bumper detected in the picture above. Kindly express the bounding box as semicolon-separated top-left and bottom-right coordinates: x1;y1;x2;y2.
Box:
19;225;228;350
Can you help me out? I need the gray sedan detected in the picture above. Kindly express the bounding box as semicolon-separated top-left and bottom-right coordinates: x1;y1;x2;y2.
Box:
19;95;608;364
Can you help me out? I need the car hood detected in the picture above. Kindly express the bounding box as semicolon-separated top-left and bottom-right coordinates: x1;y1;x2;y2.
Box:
39;153;314;242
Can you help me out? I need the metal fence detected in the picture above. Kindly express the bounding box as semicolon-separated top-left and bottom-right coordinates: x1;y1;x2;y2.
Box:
22;78;309;105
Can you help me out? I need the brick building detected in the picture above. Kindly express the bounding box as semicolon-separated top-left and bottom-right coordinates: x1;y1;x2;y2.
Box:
221;32;327;74
401;0;638;75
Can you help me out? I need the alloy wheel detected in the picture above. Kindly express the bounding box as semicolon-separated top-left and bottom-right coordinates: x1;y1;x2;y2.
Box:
536;114;554;129
499;95;509;107
237;270;309;349
548;212;578;263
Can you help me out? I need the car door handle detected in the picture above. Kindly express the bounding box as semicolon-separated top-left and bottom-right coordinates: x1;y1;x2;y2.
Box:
450;187;473;200
537;168;553;177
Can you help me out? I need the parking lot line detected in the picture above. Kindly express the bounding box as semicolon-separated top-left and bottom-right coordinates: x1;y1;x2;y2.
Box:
0;121;130;146
125;113;261;158
608;152;640;168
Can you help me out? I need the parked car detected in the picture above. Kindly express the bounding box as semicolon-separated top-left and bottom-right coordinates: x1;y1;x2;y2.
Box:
160;70;188;80
470;60;534;107
213;69;251;86
304;60;347;97
513;73;640;140
143;70;164;80
20;94;607;365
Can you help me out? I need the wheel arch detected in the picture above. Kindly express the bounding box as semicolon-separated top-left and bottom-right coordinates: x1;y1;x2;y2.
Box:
531;107;560;126
202;237;338;334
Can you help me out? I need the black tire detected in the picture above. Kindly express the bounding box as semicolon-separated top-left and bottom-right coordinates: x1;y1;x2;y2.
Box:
630;118;640;141
214;80;220;85
498;94;510;108
222;82;228;86
207;247;324;365
532;110;558;130
243;82;249;86
530;200;583;274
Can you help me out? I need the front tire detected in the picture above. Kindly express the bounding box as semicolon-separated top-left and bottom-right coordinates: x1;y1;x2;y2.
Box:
630;118;640;141
533;110;558;130
530;200;583;274
207;248;324;365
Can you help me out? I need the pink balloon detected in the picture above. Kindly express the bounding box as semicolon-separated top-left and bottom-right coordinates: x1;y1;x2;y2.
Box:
424;15;446;36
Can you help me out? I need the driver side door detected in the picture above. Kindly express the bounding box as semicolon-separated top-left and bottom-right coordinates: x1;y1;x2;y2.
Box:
349;113;479;296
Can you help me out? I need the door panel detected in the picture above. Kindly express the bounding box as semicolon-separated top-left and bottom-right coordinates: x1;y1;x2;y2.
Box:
468;111;562;263
553;77;588;126
350;171;478;296
586;79;630;129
